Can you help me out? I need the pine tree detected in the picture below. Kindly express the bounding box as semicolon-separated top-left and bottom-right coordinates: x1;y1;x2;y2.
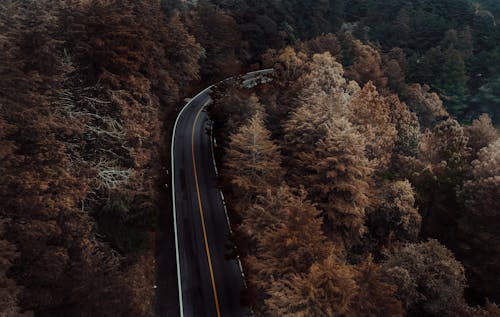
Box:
184;1;242;80
386;94;421;157
345;39;388;91
465;113;498;158
223;113;283;213
348;82;397;170
460;138;500;302
404;83;449;128
298;117;372;247
265;252;358;317
351;257;405;317
368;180;422;248
382;240;468;316
242;185;331;290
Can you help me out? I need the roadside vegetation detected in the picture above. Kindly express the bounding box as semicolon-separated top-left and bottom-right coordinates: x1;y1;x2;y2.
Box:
1;0;499;316
210;46;500;316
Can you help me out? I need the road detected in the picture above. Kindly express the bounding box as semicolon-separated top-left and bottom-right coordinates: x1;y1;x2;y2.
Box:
171;86;246;317
171;70;272;317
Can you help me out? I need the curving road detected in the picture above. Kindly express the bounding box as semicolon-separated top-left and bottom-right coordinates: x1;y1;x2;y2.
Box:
170;70;273;317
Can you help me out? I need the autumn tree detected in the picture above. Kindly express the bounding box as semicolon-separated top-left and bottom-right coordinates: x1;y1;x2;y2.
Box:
0;218;28;317
210;91;264;136
350;257;405;317
345;38;388;91
184;1;242;80
382;240;469;317
348;82;397;170
368;180;422;249
0;1;203;315
416;119;471;241
297;33;342;58
465;113;498;158
382;48;408;94
295;52;353;108
241;185;332;312
403;83;449;128
282;51;355;180
264;253;358;317
459;138;500;302
223;112;283;213
295;118;372;248
263;47;308;86
386;94;421;157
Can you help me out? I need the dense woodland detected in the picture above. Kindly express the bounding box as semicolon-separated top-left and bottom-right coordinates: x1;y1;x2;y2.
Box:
0;1;201;316
0;0;499;316
211;47;500;316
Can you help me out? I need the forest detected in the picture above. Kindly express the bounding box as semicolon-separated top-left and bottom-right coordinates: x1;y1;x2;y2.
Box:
0;0;499;316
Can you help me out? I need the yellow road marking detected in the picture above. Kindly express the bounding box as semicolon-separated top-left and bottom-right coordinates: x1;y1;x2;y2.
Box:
192;106;222;317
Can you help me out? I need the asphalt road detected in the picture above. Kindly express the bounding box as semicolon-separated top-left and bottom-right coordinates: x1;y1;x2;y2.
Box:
171;88;248;317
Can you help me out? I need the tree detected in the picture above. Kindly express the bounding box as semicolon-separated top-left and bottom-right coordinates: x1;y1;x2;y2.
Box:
470;75;500;124
383;48;408;94
296;52;350;107
419;119;470;177
0;218;29;317
382;239;468;317
459;138;500;302
263;47;308;86
297;117;372;247
348;82;397;170
0;1;193;315
403;83;449;128
184;2;242;80
386;94;421;156
298;33;342;58
416;119;471;242
345;39;388;91
265;252;358;317
368;180;422;247
408;47;468;117
282;52;355;181
241;185;332;310
223;112;283;213
210;91;264;136
351;257;405;317
465;113;498;158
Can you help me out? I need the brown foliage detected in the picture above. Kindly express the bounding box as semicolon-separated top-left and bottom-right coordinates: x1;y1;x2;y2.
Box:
368;180;422;248
0;218;30;317
297;118;372;247
345;39;388;91
265;253;358;317
460;138;500;302
465;114;498;158
351;257;405;317
223;112;283;211
241;185;331;305
0;0;201;315
297;33;342;58
382;240;468;316
404;83;449;128
348;82;397;170
382;48;408;94
184;3;242;80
